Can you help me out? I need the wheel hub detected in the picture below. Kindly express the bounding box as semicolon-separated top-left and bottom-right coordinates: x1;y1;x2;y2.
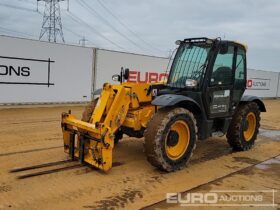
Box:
164;120;190;161
243;119;249;131
167;131;179;147
243;112;256;141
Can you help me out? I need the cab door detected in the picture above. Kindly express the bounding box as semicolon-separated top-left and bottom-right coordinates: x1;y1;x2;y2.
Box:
205;43;236;118
232;47;247;107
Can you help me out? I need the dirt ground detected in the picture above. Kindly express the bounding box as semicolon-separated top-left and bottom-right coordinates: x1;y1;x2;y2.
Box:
0;100;279;210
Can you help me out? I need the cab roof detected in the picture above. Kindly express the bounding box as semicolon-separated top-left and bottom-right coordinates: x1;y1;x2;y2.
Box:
180;37;248;51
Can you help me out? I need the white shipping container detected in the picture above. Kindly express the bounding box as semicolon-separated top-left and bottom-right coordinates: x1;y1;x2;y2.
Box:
94;49;169;89
245;69;279;98
95;49;280;99
0;36;93;104
1;36;279;104
277;73;280;97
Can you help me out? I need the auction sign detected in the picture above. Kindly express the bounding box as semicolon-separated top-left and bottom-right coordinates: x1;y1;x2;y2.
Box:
0;55;54;87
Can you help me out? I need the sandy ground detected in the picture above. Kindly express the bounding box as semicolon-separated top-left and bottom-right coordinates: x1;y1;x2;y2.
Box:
260;99;280;130
0;100;279;210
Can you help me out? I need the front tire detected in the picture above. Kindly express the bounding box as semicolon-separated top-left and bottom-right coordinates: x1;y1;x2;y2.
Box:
144;107;197;172
81;98;99;122
226;102;260;151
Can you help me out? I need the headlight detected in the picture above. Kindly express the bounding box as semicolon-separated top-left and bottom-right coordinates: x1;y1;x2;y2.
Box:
185;79;198;87
112;74;120;82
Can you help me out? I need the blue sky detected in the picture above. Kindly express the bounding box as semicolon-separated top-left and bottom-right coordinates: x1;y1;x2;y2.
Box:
0;0;279;71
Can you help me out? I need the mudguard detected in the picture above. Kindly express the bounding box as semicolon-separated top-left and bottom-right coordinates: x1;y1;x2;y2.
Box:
152;94;201;113
241;95;266;112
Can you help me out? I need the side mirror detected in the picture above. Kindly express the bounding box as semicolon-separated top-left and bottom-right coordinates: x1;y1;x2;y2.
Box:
123;68;129;80
112;74;120;82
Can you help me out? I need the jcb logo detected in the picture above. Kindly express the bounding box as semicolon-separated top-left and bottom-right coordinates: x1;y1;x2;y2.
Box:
127;71;168;83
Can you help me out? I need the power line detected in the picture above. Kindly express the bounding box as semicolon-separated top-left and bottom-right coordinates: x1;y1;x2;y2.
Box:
79;36;88;47
77;0;148;52
0;1;164;54
0;15;92;47
67;12;125;50
0;26;37;39
63;25;83;38
0;2;36;12
63;25;93;47
0;2;91;47
95;0;164;53
15;0;34;3
64;23;97;47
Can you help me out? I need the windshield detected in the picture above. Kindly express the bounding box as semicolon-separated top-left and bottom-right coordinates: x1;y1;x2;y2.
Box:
167;42;212;88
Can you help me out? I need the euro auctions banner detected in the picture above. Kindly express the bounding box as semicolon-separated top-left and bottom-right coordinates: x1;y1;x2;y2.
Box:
1;36;278;104
0;36;93;104
245;69;279;97
95;49;279;98
94;49;169;89
0;55;54;86
247;78;270;90
126;71;168;83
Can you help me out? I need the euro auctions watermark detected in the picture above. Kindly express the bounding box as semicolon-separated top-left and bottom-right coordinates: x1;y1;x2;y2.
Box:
166;190;278;207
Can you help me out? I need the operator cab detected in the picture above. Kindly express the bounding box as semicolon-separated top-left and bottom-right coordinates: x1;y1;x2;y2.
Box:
166;37;246;91
155;37;249;139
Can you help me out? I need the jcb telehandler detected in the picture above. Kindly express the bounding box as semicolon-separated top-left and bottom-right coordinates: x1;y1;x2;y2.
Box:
61;37;266;172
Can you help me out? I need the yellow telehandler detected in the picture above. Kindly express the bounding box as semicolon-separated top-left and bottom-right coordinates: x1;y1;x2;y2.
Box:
61;37;266;172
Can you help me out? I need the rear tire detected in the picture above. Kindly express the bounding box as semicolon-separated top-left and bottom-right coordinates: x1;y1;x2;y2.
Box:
144;107;197;172
226;102;260;151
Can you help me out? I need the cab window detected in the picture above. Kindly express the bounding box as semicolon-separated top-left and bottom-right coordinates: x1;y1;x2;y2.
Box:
234;48;246;89
210;45;234;86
